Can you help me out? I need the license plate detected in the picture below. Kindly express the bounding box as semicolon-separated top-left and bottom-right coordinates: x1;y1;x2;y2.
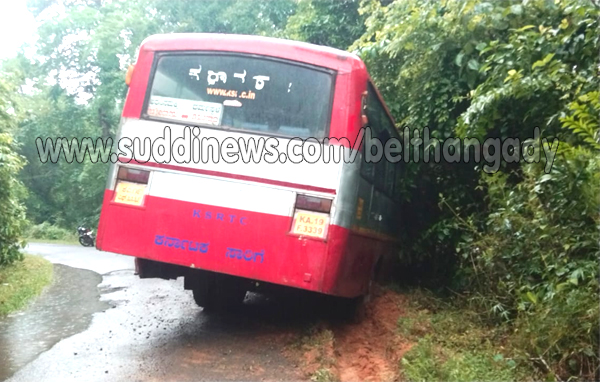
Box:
291;210;329;239
113;181;147;207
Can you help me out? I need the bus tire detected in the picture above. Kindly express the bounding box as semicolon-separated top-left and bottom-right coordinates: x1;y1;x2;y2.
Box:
335;294;369;323
346;257;379;323
192;282;216;310
192;272;246;311
350;295;368;323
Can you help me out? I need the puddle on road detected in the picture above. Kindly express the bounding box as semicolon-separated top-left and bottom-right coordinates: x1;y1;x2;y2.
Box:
0;264;109;381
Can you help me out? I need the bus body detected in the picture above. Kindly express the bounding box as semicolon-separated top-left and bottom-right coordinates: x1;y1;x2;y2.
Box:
97;34;401;304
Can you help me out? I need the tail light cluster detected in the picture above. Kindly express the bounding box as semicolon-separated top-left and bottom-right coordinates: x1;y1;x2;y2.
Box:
113;166;151;207
290;194;333;240
117;167;150;184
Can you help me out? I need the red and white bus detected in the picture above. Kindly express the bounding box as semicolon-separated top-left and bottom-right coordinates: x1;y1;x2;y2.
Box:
96;33;402;312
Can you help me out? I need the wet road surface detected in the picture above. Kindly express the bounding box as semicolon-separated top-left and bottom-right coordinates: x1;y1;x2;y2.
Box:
2;243;313;382
0;265;107;381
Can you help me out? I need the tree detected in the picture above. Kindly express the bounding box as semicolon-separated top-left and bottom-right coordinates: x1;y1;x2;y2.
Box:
0;77;27;265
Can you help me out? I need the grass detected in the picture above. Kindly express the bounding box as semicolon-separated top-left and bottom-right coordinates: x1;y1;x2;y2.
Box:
311;367;336;382
397;289;539;382
0;255;53;317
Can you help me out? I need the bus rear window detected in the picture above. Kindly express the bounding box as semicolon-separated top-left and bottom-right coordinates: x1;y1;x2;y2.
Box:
145;53;334;139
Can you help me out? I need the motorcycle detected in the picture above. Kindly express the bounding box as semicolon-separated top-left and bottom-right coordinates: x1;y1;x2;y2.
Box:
77;226;95;247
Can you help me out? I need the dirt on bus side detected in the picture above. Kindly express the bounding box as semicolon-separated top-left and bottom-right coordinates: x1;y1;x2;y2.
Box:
289;287;414;382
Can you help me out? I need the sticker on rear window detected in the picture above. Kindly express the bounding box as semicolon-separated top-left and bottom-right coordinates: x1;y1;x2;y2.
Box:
147;96;223;126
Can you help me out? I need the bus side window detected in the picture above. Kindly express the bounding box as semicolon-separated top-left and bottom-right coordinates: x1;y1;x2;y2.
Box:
394;163;404;202
360;144;375;181
384;161;395;196
366;83;395;195
373;129;389;192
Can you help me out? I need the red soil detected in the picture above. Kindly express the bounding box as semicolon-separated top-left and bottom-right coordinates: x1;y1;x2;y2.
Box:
298;287;413;382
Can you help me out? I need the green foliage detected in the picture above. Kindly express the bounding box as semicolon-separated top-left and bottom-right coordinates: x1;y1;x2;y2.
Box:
353;0;497;285
452;1;599;377
356;0;599;379
512;288;598;380
149;0;296;36
457;0;599;142
0;78;27;266
456;153;599;377
559;91;600;150
457;157;599;311
15;85;108;228
285;0;365;50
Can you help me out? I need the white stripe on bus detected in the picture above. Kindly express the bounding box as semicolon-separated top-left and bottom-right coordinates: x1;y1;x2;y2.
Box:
149;170;296;217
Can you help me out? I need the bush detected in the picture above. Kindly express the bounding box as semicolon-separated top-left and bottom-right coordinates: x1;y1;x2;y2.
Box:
458;152;599;379
26;222;78;242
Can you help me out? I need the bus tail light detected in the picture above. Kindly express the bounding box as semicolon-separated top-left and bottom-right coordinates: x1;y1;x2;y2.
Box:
291;195;332;240
295;194;332;213
117;167;150;184
113;167;150;207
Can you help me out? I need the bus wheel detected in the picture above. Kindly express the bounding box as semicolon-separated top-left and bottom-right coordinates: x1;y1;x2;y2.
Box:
348;295;369;323
345;258;378;323
333;295;368;323
191;272;246;311
192;282;215;310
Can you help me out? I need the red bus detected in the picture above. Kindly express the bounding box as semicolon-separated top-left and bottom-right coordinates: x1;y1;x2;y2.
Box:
97;33;401;313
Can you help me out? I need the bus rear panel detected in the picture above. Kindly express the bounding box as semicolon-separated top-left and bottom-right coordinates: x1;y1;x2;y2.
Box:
97;34;399;300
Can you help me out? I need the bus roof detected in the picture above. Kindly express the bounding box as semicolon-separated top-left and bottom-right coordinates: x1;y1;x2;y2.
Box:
139;33;366;73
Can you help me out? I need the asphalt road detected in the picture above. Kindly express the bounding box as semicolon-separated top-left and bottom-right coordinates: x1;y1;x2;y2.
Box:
1;243;309;382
